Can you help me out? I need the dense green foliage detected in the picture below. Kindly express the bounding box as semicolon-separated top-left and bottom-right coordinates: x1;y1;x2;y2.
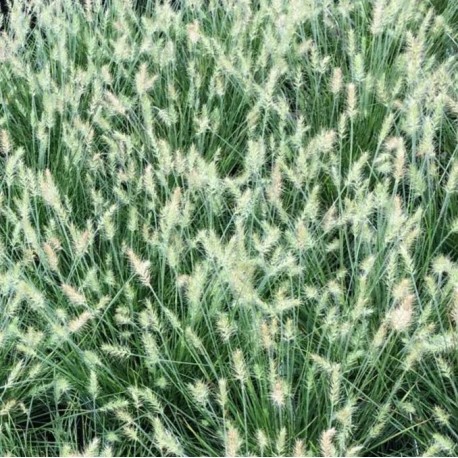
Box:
0;0;457;456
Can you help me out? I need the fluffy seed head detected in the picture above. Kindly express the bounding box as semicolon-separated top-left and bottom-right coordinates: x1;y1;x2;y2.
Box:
346;83;357;119
276;427;287;455
187;21;201;44
294;439;306;457
320;428;337;457
43;242;59;272
68;311;93;334
232;349;248;384
218;378;228;408
152;417;183;456
256;430;269;454
188;380;210;406
389;294;414;332
61;284;86;307
126;248;151;286
330;67;343;95
226;425;242;457
270;378;289;409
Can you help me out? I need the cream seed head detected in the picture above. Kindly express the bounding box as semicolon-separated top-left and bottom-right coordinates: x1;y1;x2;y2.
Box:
260;321;273;351
276;427;287;456
68;311;93;334
142;333;160;366
433;406;450;427
135;62;157;95
346;445;364;457
371;0;386;35
330;364;341;406
392;278;412;302
187;21;201;45
71;226;93;258
256;430;269;455
152;417;183;457
432;255;454;277
42;242;59;272
218;378;228;408
320;428;337;457
225;425;242;457
126;248;151;286
216;313;236;343
101;344;131;360
0;128;11;155
293;439;306;457
270;378;289;409
330;67;343;95
422;434;455;457
346;83;357;119
88;370;98;399
40;169;65;216
5;359;24;389
451;288;458;325
232;349;248;384
188;380;210;406
61;283;86;307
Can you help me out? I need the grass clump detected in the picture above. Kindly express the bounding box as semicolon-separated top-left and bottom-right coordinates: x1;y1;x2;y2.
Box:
0;0;457;456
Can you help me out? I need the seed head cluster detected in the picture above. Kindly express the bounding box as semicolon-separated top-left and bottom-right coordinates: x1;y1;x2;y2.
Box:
0;0;456;456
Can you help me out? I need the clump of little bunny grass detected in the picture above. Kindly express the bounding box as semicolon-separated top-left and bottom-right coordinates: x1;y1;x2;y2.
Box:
0;0;457;456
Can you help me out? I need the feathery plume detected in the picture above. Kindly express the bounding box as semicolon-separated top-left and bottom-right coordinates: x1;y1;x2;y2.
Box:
126;248;151;286
232;349;248;384
135;62;157;95
293;439;306;457
0;129;11;155
371;0;386;35
270;378;289;409
320;428;337;457
389;293;414;332
218;378;228;409
68;311;93;334
43;242;59;272
276;427;287;456
152;417;183;456
187;21;201;44
188;380;210;406
256;430;269;455
61;284;87;307
330;67;343;95
346;83;357;119
225;425;242;457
